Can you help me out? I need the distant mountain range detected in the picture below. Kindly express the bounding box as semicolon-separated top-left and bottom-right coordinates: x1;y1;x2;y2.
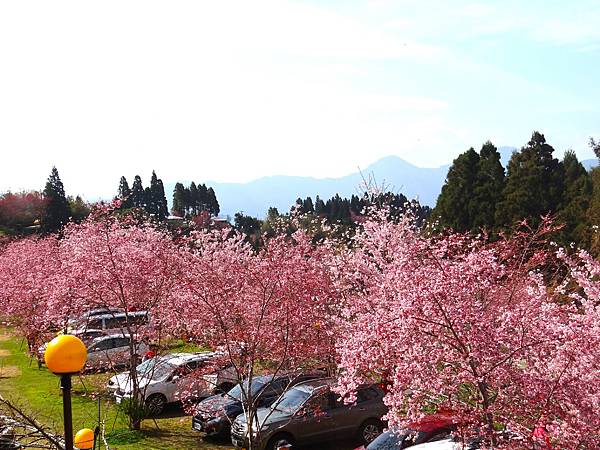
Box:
165;147;598;219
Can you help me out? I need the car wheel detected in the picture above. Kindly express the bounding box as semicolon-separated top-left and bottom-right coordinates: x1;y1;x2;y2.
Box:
357;419;384;445
266;433;295;450
145;394;167;416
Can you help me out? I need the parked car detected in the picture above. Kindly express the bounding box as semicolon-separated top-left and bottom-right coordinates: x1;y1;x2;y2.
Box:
68;307;125;327
109;352;237;415
192;371;325;437
363;413;457;450
74;311;149;335
230;378;387;450
85;334;149;372
36;329;108;368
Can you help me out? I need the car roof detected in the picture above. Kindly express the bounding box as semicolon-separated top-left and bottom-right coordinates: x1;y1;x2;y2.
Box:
86;311;148;320
288;377;335;392
155;351;215;367
89;334;131;344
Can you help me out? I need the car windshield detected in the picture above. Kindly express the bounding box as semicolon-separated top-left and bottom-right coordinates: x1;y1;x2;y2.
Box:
226;378;269;401
271;387;312;414
139;361;175;381
367;429;425;449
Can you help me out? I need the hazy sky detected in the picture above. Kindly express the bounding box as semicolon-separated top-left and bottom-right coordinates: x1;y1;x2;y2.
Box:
1;0;599;200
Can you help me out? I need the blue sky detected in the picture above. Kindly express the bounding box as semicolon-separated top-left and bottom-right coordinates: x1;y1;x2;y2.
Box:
0;0;598;199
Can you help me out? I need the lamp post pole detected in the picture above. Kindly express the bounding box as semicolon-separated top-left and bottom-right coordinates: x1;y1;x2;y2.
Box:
61;374;74;450
43;334;87;450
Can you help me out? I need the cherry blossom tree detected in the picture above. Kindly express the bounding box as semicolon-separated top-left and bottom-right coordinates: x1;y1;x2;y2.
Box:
335;212;600;448
0;236;61;352
166;229;339;450
51;204;183;429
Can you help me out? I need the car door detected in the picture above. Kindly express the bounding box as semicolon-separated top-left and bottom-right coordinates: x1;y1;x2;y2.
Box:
109;337;132;367
87;338;114;369
292;390;337;445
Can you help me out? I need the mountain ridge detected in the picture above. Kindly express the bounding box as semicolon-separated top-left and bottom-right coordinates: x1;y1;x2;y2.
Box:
165;148;598;219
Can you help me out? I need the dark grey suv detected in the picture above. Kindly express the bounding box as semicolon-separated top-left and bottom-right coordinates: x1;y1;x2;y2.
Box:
230;378;387;450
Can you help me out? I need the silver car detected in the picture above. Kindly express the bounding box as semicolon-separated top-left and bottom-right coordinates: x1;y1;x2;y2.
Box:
84;334;149;372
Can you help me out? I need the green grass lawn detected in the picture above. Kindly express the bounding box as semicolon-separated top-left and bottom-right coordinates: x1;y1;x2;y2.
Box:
0;330;233;450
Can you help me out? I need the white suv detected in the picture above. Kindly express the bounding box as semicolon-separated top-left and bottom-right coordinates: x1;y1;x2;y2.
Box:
108;352;237;415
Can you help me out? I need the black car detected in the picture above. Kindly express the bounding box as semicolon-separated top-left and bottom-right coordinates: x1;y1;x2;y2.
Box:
192;371;324;437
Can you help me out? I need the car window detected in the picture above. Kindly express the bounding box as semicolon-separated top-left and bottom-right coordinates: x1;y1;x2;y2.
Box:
91;339;113;351
261;377;290;397
427;430;453;442
87;318;103;329
105;316;126;329
357;386;380;403
114;337;130;348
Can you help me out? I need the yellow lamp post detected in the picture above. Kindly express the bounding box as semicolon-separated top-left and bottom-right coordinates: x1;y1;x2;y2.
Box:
74;428;95;450
44;335;87;450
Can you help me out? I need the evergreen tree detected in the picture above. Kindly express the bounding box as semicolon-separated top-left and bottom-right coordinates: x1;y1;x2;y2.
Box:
314;196;325;215
207;187;220;216
469;142;505;231
118;176;133;209
495;132;564;228
130;175;145;208
146;171;168;220
172;183;186;217
155;179;168;220
433;148;480;232
68;195;90;223
42;166;71;233
197;184;208;212
303;197;314;214
189;182;199;216
557;151;591;246
143;187;152;213
586;138;600;255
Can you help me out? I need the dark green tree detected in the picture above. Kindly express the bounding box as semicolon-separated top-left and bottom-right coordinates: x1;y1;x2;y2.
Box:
172;183;186;217
556;151;591;247
495;132;564;228
469;142;505;231
68;195;90;223
189;182;199;216
117;176;133;208
130;175;145;208
146;171;168;220
303;197;314;214
42;166;72;233
433;148;480;232
206;187;220;216
314;196;325;215
586;138;600;255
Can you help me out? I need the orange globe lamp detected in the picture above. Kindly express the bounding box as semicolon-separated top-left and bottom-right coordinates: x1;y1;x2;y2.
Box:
43;334;88;450
44;335;87;374
74;428;95;450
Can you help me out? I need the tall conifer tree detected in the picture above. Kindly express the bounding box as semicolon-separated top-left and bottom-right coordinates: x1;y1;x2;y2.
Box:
495;132;564;228
470;142;505;231
557;151;591;246
130;175;145;208
433;148;480;232
42;166;71;233
118;176;132;208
